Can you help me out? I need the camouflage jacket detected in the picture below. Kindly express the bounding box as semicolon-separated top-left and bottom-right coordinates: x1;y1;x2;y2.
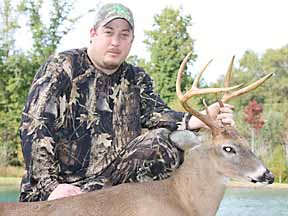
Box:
19;48;189;201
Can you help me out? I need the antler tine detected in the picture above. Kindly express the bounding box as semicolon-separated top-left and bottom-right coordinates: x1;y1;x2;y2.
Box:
222;55;240;100
176;52;193;100
221;55;273;103
221;72;273;103
191;59;213;89
176;52;218;129
224;55;235;88
183;83;242;101
179;54;243;102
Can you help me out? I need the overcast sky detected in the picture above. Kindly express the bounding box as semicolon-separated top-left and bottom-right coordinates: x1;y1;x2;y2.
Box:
55;0;287;83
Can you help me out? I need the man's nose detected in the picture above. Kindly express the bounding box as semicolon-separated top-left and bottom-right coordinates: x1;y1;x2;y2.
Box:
111;35;120;46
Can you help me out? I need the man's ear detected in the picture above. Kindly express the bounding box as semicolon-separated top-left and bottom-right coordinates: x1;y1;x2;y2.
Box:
90;28;97;37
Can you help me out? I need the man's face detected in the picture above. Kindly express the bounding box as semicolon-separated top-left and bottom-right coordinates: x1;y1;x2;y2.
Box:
88;18;134;72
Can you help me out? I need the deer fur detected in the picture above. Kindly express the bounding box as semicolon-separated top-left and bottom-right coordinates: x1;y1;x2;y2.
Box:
0;129;274;216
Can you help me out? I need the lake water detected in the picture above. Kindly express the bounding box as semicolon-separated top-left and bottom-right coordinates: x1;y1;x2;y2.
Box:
0;185;19;202
217;188;288;216
0;185;287;215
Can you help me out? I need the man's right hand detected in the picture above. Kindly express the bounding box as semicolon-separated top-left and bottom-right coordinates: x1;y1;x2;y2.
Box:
48;184;83;200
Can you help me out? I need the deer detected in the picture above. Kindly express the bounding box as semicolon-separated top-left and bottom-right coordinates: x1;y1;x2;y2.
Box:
0;53;274;216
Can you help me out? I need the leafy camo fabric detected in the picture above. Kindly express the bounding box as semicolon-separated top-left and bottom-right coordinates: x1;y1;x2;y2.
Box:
19;48;188;201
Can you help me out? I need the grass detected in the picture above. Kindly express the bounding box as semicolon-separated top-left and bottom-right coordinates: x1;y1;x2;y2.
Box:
0;166;24;178
0;177;21;186
0;166;23;186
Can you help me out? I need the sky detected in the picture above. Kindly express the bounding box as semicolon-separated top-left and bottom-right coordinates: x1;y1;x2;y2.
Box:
46;0;288;83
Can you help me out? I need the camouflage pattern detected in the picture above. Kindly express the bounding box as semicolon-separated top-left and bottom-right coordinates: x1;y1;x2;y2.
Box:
94;3;134;30
19;48;189;202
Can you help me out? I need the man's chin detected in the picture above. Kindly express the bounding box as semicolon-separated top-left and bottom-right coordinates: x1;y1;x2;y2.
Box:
103;60;122;70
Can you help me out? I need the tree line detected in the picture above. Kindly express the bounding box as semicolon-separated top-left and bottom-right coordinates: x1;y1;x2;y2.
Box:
1;0;287;182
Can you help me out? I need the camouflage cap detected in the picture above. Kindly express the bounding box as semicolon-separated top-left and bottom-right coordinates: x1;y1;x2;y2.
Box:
94;3;134;31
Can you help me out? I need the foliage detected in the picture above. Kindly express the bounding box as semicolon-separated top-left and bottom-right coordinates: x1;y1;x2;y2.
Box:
244;100;264;132
267;145;288;183
243;100;264;153
22;0;78;65
143;7;196;103
0;0;81;166
126;54;148;69
0;0;28;166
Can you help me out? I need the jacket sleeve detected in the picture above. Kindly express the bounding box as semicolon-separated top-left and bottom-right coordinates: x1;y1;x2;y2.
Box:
19;54;72;201
135;67;191;131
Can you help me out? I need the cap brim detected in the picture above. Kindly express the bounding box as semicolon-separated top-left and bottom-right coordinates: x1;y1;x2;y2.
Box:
102;16;134;30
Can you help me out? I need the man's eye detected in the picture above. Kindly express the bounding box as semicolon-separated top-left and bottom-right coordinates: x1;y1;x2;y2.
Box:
104;31;113;35
121;33;129;38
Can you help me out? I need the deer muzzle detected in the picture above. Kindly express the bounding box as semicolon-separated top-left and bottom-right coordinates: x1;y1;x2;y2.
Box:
251;169;274;184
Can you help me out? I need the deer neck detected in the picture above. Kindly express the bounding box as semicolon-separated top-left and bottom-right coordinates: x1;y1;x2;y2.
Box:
171;147;227;216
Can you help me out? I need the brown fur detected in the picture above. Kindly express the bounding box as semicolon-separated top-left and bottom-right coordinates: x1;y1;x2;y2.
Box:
0;129;272;216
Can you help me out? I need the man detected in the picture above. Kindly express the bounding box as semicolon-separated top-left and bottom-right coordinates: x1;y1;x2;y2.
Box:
19;3;234;202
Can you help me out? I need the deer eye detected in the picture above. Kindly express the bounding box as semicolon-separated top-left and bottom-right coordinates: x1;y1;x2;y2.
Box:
223;146;236;154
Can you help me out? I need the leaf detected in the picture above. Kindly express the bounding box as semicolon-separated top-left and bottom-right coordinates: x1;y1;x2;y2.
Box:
98;133;112;148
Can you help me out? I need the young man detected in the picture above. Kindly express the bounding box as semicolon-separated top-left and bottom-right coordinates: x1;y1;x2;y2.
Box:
19;3;234;202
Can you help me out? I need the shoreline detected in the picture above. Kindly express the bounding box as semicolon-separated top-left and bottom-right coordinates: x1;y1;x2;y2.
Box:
228;180;288;190
0;177;288;190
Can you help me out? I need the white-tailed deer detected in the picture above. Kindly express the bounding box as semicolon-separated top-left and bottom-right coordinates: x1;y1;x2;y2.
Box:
0;54;274;216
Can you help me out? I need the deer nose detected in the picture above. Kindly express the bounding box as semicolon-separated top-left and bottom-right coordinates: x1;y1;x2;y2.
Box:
259;169;274;184
264;169;274;184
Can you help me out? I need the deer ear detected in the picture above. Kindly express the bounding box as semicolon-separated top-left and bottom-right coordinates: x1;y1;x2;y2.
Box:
169;130;201;151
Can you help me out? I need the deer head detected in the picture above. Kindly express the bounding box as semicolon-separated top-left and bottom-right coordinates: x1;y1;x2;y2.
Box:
174;52;274;184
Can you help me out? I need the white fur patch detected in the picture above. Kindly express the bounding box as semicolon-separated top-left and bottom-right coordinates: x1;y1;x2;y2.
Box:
246;165;266;180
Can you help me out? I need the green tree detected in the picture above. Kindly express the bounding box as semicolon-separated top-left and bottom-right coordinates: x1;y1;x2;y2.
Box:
268;145;287;183
143;7;196;103
0;0;83;166
126;54;148;69
262;45;288;104
0;0;27;165
23;0;78;65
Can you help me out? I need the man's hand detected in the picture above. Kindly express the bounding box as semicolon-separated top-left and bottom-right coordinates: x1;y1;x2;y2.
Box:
48;184;83;201
188;102;235;130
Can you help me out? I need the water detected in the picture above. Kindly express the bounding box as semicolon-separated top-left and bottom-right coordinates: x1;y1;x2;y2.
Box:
0;185;287;215
217;188;288;216
0;185;19;202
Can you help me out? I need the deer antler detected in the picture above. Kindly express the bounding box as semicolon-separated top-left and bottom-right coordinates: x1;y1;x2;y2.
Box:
176;52;241;134
221;56;273;102
176;52;273;134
